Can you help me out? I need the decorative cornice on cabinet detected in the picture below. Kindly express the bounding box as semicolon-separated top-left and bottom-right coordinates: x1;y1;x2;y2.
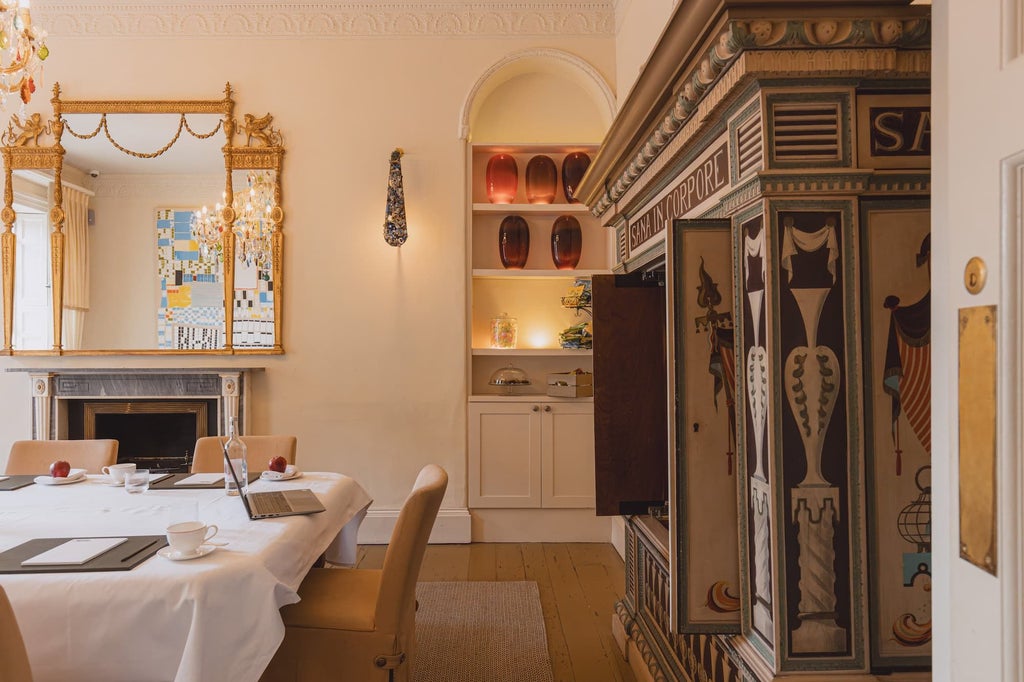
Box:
579;12;931;219
35;2;615;37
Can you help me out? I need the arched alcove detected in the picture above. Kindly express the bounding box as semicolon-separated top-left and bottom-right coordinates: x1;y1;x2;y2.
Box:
459;48;615;142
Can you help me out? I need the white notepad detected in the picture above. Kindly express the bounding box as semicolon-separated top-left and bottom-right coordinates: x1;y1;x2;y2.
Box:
174;473;223;486
22;537;129;566
147;473;170;484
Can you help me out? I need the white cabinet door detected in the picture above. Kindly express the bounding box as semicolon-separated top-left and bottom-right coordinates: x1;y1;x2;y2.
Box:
541;403;596;508
469;402;542;507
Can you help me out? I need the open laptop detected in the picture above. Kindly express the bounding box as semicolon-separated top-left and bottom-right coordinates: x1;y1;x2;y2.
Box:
222;449;325;519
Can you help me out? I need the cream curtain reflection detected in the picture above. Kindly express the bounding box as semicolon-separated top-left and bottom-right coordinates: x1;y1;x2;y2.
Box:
61;185;90;350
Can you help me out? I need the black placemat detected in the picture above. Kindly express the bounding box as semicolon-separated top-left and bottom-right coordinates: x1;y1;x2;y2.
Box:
149;471;261;490
0;476;37;491
0;535;167;574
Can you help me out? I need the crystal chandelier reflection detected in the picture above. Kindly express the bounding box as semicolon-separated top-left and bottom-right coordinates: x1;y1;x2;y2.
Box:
191;172;274;267
0;1;49;107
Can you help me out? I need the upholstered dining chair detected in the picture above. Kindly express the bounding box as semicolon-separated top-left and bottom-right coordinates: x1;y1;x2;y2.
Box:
4;439;118;475
260;464;448;682
0;585;34;682
190;435;297;474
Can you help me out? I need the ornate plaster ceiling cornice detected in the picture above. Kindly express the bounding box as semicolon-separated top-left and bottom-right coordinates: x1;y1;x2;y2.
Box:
34;1;616;37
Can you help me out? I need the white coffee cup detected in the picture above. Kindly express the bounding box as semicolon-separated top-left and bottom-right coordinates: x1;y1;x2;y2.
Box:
165;521;218;556
101;462;136;484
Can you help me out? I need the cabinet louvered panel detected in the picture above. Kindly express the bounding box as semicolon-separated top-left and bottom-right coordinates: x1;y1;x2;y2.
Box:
736;111;764;178
771;102;841;161
616;223;629;262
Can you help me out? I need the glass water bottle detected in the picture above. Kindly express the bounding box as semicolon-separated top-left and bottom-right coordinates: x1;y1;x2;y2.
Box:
223;416;248;496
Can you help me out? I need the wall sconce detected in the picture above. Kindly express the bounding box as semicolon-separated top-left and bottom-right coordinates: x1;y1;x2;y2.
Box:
383;148;407;246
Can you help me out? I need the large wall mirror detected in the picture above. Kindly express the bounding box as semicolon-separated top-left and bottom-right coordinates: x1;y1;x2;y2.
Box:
0;83;284;355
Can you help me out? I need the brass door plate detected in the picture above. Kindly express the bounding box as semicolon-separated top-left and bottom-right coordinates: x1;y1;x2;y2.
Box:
964;257;987;294
959;305;997;575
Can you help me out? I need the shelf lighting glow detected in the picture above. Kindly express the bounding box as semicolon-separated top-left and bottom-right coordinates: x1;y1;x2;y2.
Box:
526;330;551;349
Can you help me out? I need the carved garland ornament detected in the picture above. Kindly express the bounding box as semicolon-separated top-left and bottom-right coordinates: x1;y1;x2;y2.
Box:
590;16;931;217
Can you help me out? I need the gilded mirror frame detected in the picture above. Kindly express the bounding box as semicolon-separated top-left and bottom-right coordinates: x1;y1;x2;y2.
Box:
0;82;285;355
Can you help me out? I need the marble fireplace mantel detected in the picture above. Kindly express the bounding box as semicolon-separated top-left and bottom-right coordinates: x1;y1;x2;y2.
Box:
5;367;265;441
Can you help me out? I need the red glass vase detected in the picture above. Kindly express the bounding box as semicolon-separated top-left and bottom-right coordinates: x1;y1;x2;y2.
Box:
561;151;592;204
551;215;582;270
525;155;557;204
486;154;518;204
498;215;530;269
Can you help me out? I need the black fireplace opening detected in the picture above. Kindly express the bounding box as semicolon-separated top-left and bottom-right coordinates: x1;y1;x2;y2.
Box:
66;398;219;472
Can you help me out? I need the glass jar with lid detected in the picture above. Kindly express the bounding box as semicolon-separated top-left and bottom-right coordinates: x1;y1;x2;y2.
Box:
490;313;518;349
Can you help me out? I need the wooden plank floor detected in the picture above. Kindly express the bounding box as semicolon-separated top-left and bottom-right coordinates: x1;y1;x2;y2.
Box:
357;543;636;682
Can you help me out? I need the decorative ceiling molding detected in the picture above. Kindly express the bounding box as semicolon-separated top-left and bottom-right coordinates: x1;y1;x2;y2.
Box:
91;173;223;199
35;2;615;37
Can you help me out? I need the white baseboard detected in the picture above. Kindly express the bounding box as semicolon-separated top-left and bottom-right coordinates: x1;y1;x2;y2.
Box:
360;507;472;545
359;507;617;545
471;508;614;542
611;515;626;559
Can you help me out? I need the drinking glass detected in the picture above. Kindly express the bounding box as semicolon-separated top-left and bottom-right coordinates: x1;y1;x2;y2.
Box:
124;469;150;494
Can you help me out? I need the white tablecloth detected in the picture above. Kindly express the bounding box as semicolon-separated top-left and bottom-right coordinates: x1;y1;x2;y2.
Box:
0;472;372;682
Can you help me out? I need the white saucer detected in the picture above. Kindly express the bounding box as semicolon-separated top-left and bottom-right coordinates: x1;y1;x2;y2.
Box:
105;479;125;487
34;470;88;486
157;545;216;561
261;468;302;482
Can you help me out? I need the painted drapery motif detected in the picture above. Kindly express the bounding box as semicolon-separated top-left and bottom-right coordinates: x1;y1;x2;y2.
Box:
863;209;931;667
777;211;850;657
741;215;774;645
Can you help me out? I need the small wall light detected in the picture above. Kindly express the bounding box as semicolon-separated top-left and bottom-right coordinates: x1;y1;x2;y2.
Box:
383;148;408;247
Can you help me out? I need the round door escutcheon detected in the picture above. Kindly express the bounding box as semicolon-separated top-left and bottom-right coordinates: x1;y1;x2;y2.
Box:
964;257;987;295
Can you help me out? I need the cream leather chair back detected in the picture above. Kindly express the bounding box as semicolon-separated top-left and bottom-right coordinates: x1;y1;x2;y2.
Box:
0;585;34;682
190;435;297;474
262;464;448;682
5;439;118;475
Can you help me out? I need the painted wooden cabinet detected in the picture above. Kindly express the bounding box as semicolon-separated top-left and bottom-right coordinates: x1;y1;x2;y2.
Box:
577;1;932;680
469;399;595;509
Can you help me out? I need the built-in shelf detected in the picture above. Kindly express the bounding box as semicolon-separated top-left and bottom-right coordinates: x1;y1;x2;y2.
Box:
472;203;592;215
472;348;593;356
469;394;594;403
472;143;598;154
472;269;604;279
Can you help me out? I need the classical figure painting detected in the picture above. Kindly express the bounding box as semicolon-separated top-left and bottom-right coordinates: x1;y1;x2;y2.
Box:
776;210;852;658
862;205;931;668
672;220;740;632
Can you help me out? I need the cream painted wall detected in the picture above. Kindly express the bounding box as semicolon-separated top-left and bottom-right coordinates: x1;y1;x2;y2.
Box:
612;0;676;107
0;33;617;515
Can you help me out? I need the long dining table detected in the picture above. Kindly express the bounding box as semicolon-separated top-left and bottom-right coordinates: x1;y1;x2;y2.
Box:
0;471;372;682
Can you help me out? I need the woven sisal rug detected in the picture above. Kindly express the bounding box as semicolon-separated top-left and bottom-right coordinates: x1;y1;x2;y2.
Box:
412;581;555;682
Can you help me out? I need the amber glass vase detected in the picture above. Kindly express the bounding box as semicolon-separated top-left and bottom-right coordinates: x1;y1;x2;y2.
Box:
561;151;592;204
525;155;557;204
498;215;530;269
486;154;518;204
551;215;582;270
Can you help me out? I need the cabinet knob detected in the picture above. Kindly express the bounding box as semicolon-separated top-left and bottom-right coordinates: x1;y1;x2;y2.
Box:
544;405;552;412
532;405;540;412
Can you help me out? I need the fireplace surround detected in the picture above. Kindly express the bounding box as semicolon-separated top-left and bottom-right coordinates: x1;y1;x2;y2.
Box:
8;368;262;472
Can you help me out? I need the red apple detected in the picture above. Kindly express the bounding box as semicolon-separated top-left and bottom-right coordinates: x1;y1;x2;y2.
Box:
268;456;287;473
50;460;71;478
